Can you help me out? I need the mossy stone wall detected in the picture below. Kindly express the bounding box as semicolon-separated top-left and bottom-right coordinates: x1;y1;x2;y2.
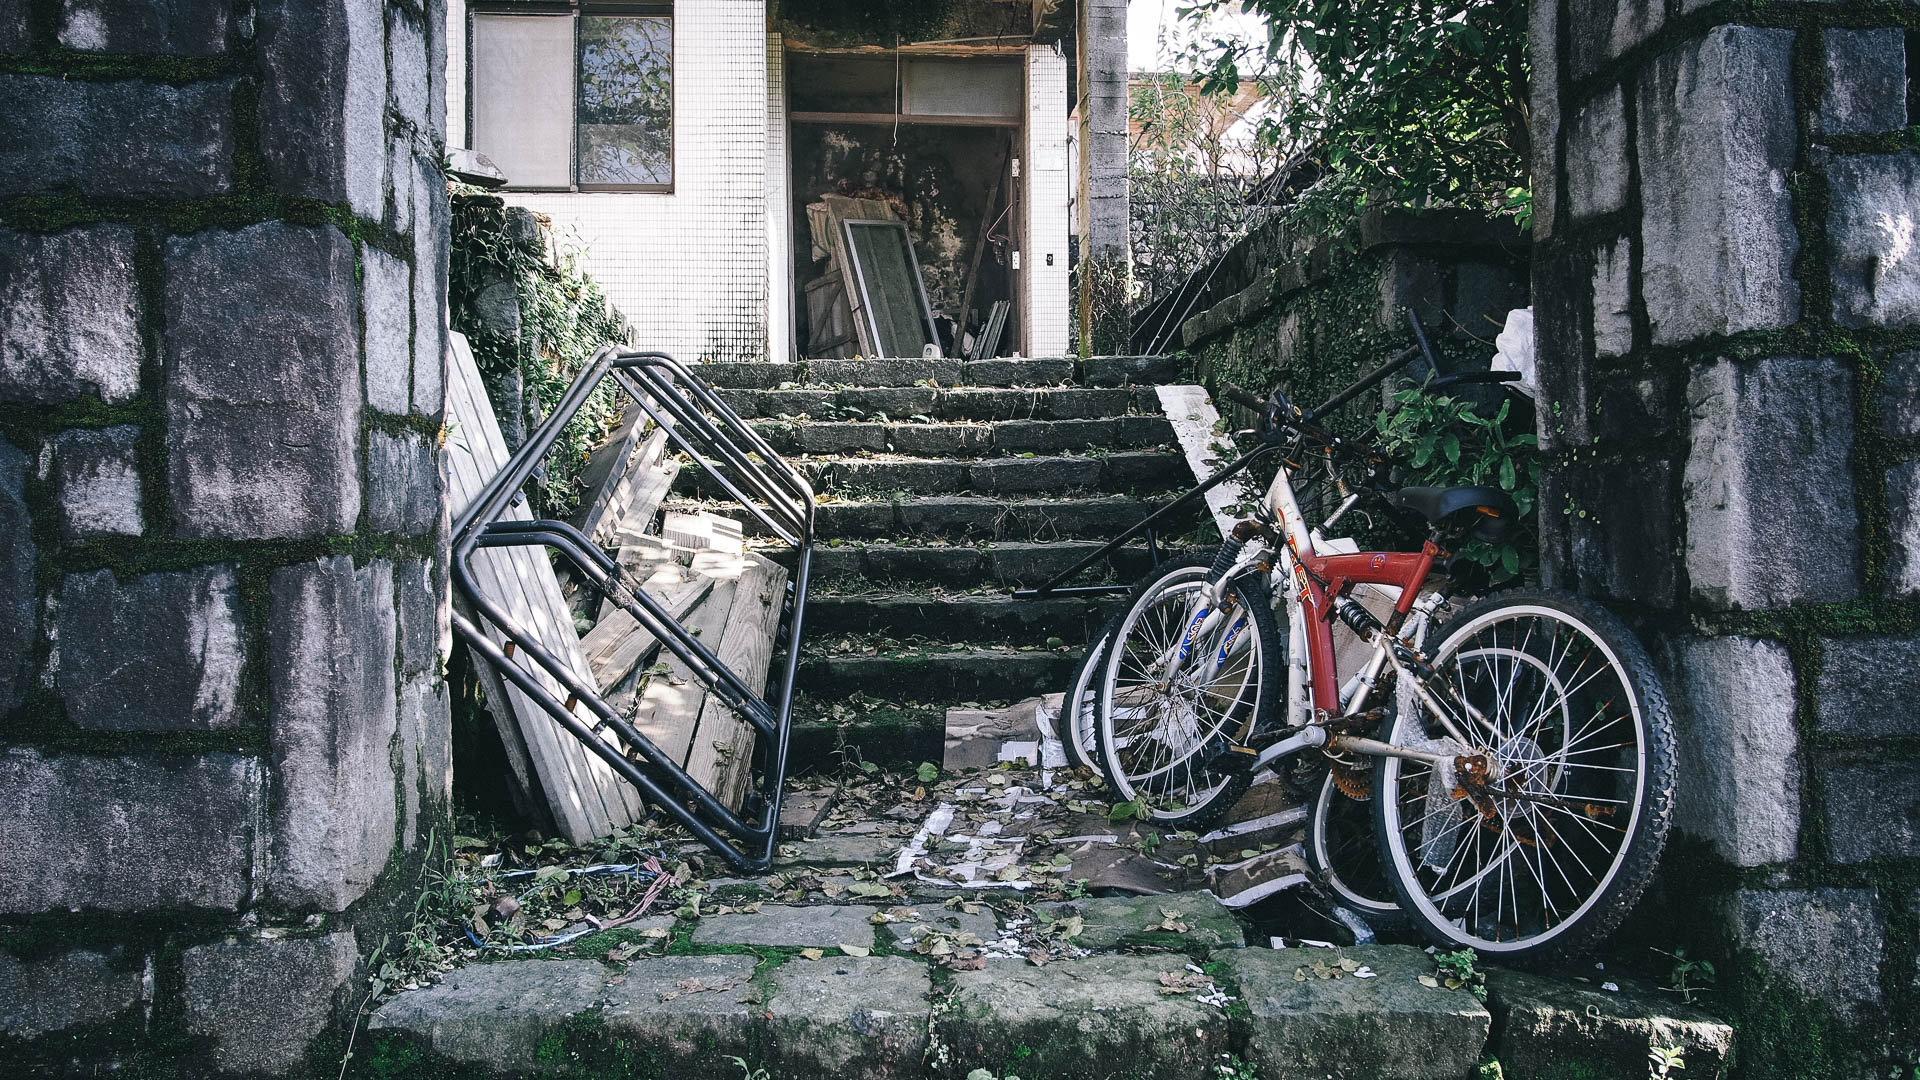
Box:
1532;0;1920;1073
0;0;456;1073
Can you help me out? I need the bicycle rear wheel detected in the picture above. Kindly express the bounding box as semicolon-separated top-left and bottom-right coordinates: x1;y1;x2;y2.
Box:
1307;771;1404;926
1372;588;1675;962
1095;559;1281;829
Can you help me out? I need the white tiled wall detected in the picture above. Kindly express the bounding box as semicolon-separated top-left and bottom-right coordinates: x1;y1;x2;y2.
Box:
445;0;774;363
1023;45;1071;358
765;33;793;362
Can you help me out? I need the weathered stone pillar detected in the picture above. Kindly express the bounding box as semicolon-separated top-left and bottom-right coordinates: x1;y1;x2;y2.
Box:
1532;0;1916;1065
1075;0;1130;356
0;0;451;1072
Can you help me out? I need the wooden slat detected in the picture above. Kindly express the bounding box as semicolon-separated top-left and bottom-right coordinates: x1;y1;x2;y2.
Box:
626;550;749;769
681;550;788;812
579;564;715;691
446;332;644;839
569;403;650;547
609;453;680;550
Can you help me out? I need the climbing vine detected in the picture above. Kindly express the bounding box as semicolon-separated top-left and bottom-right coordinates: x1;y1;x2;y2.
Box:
448;194;630;519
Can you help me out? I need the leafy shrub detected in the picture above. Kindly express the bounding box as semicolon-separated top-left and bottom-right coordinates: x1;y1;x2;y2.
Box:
449;194;630;519
1374;385;1538;583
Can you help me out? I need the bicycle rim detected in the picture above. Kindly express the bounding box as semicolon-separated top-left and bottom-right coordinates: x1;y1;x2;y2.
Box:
1310;772;1402;920
1376;602;1651;955
1063;620;1118;772
1099;576;1265;817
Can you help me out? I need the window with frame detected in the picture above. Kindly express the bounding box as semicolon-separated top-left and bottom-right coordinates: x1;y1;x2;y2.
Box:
471;4;673;191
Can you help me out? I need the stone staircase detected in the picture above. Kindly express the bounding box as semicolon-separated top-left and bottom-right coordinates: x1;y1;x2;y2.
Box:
673;355;1201;768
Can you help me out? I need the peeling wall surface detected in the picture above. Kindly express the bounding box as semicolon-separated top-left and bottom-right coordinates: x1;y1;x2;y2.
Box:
0;0;454;1073
1533;0;1920;1067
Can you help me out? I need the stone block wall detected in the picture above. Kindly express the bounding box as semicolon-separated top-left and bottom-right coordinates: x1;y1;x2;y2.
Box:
1164;207;1529;425
1531;0;1920;1070
0;0;453;1073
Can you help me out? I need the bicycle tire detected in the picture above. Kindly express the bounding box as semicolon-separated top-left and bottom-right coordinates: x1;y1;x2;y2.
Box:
1307;771;1406;927
1371;588;1675;963
1062;614;1123;772
1094;557;1282;831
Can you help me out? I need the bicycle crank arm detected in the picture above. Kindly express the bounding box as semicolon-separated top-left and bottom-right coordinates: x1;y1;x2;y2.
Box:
1246;725;1328;773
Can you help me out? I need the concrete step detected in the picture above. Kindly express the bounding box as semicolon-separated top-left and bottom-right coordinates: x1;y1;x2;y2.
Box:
696;355;1183;390
774;539;1190;590
803;590;1125;645
796;644;1078;712
717;385;1158;422
785;693;950;769
750;415;1175;457
664;493;1205;543
675;451;1191;501
364;937;1732;1080
697;356;1075;389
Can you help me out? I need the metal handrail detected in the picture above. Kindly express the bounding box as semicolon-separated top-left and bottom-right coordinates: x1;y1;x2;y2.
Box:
451;348;815;871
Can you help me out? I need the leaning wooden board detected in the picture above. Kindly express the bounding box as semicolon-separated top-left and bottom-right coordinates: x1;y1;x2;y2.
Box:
445;332;644;842
684;551;787;812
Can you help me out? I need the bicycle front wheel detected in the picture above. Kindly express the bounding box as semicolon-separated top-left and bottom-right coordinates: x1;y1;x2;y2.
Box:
1372;589;1675;962
1095;559;1281;829
1061;613;1123;772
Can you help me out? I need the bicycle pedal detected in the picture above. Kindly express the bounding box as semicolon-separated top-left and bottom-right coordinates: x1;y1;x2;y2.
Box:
1216;744;1260;774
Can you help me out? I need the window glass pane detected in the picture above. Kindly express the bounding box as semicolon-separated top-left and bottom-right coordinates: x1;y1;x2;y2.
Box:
578;15;672;187
473;14;573;188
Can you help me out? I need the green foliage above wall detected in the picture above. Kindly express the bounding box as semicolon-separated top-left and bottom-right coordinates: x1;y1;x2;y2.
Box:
448;194;630;519
1376;387;1539;582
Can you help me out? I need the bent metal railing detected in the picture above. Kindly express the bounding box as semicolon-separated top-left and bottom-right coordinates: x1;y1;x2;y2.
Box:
451;348;814;872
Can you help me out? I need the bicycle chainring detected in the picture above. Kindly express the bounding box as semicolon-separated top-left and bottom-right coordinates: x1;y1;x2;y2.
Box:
1331;757;1375;801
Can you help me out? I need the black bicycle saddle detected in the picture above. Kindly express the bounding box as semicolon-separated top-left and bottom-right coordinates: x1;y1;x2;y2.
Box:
1383;485;1520;542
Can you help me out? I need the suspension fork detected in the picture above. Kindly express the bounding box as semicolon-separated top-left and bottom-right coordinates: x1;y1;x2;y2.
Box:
1159;541;1268;687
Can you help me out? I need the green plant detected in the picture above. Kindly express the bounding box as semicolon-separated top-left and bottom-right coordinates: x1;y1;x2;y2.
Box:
448;195;631;519
1432;948;1488;1001
1214;1054;1263;1080
1649;1045;1686;1078
1374;385;1538;582
1179;0;1528;235
728;1056;771;1080
1652;947;1717;1005
1475;1058;1506;1080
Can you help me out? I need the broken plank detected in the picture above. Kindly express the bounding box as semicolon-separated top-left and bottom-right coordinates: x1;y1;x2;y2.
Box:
778;784;841;840
607;449;680;550
1155;384;1259;540
681;550;788;812
663;510;744;554
580;564;716;691
627;551;751;769
569;403;651;548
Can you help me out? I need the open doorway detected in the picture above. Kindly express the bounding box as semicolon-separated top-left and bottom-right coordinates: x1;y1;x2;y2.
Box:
786;51;1024;360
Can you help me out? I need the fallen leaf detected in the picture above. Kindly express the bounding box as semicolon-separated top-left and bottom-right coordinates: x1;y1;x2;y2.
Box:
799;948;825;961
1418;974;1441;988
840;944;871;957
